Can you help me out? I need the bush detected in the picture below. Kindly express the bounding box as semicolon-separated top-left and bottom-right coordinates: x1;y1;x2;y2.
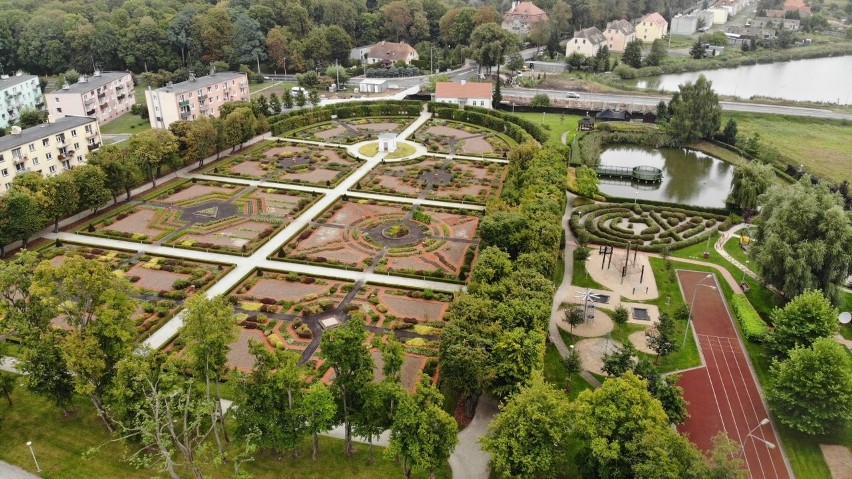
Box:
612;305;629;324
730;294;769;342
530;93;551;108
613;64;638;79
172;278;192;290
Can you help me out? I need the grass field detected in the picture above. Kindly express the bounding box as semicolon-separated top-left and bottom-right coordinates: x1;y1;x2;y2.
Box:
250;81;297;97
507;112;583;144
724;112;852;183
0;380;450;479
99;112;151;135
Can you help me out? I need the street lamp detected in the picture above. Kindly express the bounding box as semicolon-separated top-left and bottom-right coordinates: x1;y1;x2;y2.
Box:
26;441;42;472
740;418;776;456
682;274;717;348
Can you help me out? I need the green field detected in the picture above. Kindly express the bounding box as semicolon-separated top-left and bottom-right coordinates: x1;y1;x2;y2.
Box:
508;112;583;144
724;112;852;183
99;112;151;135
0;380;450;479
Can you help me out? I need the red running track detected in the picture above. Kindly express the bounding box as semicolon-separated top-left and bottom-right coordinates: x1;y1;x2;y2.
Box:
675;270;791;479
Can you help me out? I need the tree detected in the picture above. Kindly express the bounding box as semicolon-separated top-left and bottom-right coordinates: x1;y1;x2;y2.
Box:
528;20;551;48
491;327;545;398
563;304;585;336
354;380;403;463
506;52;525;73
0;251;52;337
127;129;180;187
70;164;111;214
301;382;337;460
726;161;774;213
438;319;495;417
593;45;611;72
612;305;629;324
283;89;294;109
223;107;258;151
656;100;669;123
0;189;44;247
645;39;667;66
379;336;405;382
751;178;852;304
185;117;218;167
181;294;238;454
38;173;78;232
308;89;321;106
690;40;706;59
722;118;738;145
493;79;502;107
573;372;706;478
551;1;573;37
233;343;307;456
469;23;517;75
386;377;457;479
482;373;572;479
708;433;747;479
530;93;551;107
0;369;14;406
767;289;838;356
295;89;307;107
19;330;75;414
87;145;141;202
645;312;678;358
269;93;282;114
230;10;266;67
575;165;599;198
622;39;643;68
18;108;45;128
319;316;373;455
767;338;852;435
668;75;722;144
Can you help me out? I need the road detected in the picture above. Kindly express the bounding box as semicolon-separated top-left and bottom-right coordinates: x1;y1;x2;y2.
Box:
502;87;852;120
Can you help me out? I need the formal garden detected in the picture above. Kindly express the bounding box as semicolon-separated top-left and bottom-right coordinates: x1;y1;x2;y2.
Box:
279;199;479;282
81;179;319;255
205;140;359;187
286;117;415;144
413;119;513;157
354;156;506;204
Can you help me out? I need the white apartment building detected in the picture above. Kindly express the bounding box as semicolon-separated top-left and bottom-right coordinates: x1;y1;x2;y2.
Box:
0;116;101;191
0;73;44;129
48;71;135;125
145;71;249;129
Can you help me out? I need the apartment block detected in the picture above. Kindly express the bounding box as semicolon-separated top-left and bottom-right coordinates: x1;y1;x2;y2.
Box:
0;73;44;129
145;71;249;129
0;116;101;191
48;71;135;125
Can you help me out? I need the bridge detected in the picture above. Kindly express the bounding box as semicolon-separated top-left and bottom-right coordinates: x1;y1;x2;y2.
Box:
593;165;663;183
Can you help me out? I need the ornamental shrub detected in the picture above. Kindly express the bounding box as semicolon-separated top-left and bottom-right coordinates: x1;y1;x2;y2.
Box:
730;293;769;342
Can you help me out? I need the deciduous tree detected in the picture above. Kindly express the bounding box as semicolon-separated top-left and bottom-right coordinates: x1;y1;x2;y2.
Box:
622;39;643;68
88;145;141;202
668;75;722;144
768;289;838;356
575;165;599;198
727;161;774;213
127;128;180;187
301;382;337;460
70;164;112;213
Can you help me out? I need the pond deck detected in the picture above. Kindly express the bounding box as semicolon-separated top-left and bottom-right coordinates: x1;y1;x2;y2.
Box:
594;165;663;183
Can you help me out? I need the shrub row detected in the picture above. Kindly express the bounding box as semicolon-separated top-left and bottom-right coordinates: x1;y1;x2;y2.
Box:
463;105;549;144
269;101;422;135
428;105;533;145
730;293;769;342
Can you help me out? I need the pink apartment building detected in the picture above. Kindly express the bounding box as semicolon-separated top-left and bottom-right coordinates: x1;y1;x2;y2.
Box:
48;71;135;125
145;71;249;129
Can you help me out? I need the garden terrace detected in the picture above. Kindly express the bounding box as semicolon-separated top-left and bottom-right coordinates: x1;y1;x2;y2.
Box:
279;199;480;282
205;140;359;188
414;119;513;158
268;100;423;136
353;157;507;204
38;243;231;341
80;179;319;255
570;202;728;252
286;117;415;145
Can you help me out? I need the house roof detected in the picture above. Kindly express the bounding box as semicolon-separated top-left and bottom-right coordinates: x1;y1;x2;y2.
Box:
435;82;492;99
153;72;246;95
641;12;668;28
605;19;636;36
573;27;606;45
596;109;628;120
0;73;39;91
505;1;548;18
0;116;95;152
368;41;416;62
55;71;131;94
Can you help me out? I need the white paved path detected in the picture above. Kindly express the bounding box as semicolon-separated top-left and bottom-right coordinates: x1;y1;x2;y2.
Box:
0;461;41;479
448;395;499;479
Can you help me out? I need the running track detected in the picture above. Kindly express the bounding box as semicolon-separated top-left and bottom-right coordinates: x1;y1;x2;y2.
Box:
675;270;791;479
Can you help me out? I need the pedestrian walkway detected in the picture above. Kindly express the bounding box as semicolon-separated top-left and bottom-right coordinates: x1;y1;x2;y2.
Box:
0;356;21;374
0;461;41;479
448;395;498;479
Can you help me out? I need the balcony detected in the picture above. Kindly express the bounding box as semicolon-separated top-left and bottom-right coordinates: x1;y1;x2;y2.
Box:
97;91;106;98
117;93;126;101
180;111;191;120
89;142;101;150
199;94;208;101
86;108;96;116
179;100;190;107
15;167;31;176
13;156;26;165
85;130;97;138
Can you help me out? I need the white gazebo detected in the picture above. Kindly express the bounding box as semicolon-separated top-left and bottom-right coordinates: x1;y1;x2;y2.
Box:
378;133;397;153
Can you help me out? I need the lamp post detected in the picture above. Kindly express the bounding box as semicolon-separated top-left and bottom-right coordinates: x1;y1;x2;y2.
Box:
740;418;776;457
26;441;42;472
741;260;749;285
682;274;717;348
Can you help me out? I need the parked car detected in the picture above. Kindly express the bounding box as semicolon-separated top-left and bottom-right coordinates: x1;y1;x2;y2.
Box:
565;92;581;99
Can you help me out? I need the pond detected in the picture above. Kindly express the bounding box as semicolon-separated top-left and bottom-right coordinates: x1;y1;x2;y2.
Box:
596;145;734;208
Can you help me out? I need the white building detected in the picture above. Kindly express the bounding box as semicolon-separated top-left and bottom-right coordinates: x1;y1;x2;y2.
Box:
707;7;730;25
145;71;248;129
0;73;44;129
48;71;135;125
359;78;389;93
0;116;101;191
434;81;493;109
567;27;607;57
671;14;699;35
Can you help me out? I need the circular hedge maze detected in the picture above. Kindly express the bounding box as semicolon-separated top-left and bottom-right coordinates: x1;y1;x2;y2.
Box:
570;202;731;252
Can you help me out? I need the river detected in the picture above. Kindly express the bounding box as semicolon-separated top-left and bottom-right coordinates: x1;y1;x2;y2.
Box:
635;55;852;104
597;145;734;208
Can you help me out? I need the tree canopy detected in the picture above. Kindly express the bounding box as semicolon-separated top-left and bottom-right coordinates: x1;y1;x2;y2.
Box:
667;75;722;144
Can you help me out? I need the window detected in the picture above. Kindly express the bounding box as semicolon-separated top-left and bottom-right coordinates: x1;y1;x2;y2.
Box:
55;97;59;103
57;108;62;113
74;142;80;149
71;129;77;137
43;138;50;147
77;156;84;163
1;169;7;177
85;125;92;134
49;165;56;173
62;160;70;169
11;148;21;158
28;143;36;152
15;162;25;172
5;183;10;190
45;153;52;161
0;154;4;163
32;156;39;165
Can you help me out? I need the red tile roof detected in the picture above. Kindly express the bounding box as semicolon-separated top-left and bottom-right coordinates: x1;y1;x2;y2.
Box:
435;82;492;99
368;41;416;62
505;1;548;19
641;12;668;28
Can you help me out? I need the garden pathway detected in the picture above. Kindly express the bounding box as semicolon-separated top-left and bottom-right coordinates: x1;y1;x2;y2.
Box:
0;461;41;479
448;394;499;479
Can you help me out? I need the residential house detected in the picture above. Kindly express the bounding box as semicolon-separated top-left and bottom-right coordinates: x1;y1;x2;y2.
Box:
0;116;101;191
706;7;730;24
48;71;134;125
434;81;493;109
698;10;717;28
604;19;636;52
671;14;699;35
0;73;44;129
501;1;549;36
365;41;418;65
783;0;811;16
636;12;668;42
567;27;607;57
752;17;801;30
145;71;249;129
717;0;745;17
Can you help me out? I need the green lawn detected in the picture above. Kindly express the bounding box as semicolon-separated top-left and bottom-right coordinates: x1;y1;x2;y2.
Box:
571;256;610;291
0;381;450;479
645;258;703;373
251;81;297;97
543;343;593;401
507;112;583;144
99;112;150;135
724;112;852;183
